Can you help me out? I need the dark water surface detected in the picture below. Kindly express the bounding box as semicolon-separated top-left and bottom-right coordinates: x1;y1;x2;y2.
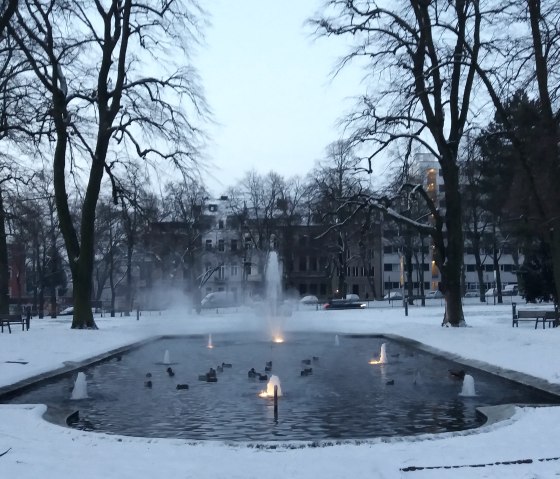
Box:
4;333;559;441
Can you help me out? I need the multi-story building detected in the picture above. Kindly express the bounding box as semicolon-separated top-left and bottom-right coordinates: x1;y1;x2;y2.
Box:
380;153;520;297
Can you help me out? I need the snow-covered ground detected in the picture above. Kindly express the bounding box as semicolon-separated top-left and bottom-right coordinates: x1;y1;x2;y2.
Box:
1;300;560;478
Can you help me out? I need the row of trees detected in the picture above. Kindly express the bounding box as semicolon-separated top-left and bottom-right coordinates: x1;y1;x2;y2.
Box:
313;0;560;325
3;145;374;317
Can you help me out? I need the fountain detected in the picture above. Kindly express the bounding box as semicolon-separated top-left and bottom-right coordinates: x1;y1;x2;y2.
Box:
265;238;284;342
459;374;477;397
163;350;171;365
259;374;282;398
369;343;387;365
70;372;88;400
207;334;213;349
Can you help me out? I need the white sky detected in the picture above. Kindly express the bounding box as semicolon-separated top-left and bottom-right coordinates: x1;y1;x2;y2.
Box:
2;301;560;478
197;0;364;195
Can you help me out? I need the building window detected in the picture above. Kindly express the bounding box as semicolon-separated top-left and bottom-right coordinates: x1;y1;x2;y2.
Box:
384;263;393;272
309;257;317;272
209;204;217;212
320;284;326;296
217;265;225;280
218;219;224;229
231;239;238;251
299;257;307;272
466;264;475;272
205;239;212;251
231;264;238;277
218;239;225;252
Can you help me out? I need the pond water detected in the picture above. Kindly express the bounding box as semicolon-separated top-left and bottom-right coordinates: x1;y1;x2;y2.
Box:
3;333;559;442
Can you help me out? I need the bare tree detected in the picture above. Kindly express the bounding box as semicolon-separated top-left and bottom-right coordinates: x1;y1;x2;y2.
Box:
308;141;367;298
10;0;208;328
313;0;484;326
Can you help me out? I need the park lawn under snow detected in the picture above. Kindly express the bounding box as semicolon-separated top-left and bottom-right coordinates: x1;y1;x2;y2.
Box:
1;300;560;478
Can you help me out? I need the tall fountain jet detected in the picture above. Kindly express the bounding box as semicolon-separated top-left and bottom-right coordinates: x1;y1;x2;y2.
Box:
265;235;284;342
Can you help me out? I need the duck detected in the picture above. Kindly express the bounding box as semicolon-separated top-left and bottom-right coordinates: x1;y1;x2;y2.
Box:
207;368;217;379
248;368;257;378
166;367;175;377
258;374;268;381
198;374;208;381
386;379;395;386
301;359;311;365
222;362;233;368
312;356;319;362
176;384;189;390
206;375;218;383
300;367;313;376
145;372;152;378
264;365;272;372
144;380;153;388
216;364;224;373
265;361;272;368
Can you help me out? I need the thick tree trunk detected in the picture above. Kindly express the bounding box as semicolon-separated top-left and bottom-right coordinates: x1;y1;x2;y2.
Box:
550;224;560;305
71;262;96;329
441;162;466;327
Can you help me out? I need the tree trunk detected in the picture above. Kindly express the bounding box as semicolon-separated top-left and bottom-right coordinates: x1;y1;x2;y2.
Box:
71;262;96;329
440;162;466;327
0;188;10;314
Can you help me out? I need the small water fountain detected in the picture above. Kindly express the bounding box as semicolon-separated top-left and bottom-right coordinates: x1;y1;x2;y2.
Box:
70;372;88;400
163;350;171;365
459;374;477;397
259;375;282;398
334;334;340;346
207;334;213;349
369;343;387;365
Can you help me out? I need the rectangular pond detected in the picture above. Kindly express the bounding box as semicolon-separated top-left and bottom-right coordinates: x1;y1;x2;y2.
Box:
2;332;559;442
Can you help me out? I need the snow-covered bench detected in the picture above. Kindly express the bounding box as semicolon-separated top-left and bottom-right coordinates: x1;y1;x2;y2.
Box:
0;314;29;333
512;303;558;329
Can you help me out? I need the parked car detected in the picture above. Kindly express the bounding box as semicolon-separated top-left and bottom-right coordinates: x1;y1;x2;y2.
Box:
383;291;403;301
59;306;74;315
464;291;479;298
345;294;360;301
300;295;319;305
201;292;237;308
426;290;444;299
485;288;498;297
503;284;519;296
323;299;367;310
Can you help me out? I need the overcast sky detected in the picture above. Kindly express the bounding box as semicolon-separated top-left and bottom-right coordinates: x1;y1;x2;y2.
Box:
196;0;364;195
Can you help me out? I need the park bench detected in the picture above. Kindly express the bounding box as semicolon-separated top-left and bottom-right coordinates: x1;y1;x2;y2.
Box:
512;303;559;329
0;313;30;333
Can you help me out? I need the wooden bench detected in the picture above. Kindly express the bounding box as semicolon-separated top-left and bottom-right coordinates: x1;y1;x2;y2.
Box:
512;303;559;329
0;314;29;333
